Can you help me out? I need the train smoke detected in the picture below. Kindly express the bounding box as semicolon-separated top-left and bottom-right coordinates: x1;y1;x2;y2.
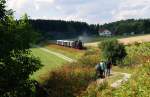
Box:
78;32;91;43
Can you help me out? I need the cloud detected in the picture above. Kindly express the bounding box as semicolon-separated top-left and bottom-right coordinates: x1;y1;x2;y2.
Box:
7;0;27;10
36;0;54;3
113;0;150;21
6;0;150;24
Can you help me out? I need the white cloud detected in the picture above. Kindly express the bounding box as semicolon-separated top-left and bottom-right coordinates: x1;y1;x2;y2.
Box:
7;0;27;10
6;0;150;24
113;0;150;21
36;0;54;3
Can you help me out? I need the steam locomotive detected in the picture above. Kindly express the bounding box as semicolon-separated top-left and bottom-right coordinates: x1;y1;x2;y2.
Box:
56;40;83;49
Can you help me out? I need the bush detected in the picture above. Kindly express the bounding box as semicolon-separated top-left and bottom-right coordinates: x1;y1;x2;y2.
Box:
79;81;111;97
99;39;127;65
42;65;95;97
78;48;101;67
122;42;150;66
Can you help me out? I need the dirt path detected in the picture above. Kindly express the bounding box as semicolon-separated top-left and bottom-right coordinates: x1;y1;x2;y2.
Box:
110;72;131;88
96;72;131;88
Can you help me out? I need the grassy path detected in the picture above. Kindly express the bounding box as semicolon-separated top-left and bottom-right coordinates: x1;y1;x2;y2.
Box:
96;72;131;88
39;47;76;62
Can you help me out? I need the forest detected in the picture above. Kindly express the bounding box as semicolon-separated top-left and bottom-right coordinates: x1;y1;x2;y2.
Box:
101;19;150;35
29;19;99;40
29;19;150;40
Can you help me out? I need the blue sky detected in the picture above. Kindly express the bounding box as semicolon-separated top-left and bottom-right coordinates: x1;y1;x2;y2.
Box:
7;0;150;24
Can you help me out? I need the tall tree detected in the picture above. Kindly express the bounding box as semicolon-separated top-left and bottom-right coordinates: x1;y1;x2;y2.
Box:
0;0;6;20
0;1;42;97
99;39;127;64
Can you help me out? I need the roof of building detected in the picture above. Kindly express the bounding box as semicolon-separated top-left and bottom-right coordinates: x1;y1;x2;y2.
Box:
98;29;111;33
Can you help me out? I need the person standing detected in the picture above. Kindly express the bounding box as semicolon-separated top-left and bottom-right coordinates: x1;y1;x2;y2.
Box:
106;61;112;76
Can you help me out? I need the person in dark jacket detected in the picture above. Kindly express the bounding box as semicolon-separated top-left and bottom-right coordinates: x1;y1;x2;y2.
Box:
95;62;106;79
106;61;112;76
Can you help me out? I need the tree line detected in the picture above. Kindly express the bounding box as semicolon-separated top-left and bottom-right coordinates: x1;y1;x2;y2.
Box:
29;19;150;40
29;19;99;40
100;19;150;35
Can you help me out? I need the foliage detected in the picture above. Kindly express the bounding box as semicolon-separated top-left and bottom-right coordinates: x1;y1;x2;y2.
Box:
78;48;101;67
112;62;150;97
79;81;111;97
122;42;150;66
40;49;101;97
99;39;127;64
29;19;150;40
79;42;150;97
29;19;99;40
101;19;150;35
79;62;150;97
42;65;95;97
0;1;42;96
0;0;5;20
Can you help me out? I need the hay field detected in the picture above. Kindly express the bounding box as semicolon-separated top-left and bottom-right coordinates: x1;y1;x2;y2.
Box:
85;34;150;47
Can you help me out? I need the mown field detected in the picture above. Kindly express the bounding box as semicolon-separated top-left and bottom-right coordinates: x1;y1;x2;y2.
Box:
30;45;86;83
45;44;85;59
31;48;67;82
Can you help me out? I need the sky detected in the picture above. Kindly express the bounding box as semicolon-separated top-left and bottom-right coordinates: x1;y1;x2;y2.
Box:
7;0;150;24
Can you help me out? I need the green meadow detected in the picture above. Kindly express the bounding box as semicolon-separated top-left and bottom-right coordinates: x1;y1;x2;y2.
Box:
30;48;67;82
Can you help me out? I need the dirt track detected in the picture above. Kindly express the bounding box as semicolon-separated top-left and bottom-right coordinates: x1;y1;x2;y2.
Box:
85;34;150;47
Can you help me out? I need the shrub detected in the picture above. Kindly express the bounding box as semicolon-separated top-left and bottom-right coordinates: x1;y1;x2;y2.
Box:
79;81;111;97
42;65;95;97
99;39;127;65
122;42;150;66
77;48;101;67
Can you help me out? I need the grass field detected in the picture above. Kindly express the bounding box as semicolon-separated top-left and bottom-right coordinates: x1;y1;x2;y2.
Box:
31;48;67;83
45;44;85;59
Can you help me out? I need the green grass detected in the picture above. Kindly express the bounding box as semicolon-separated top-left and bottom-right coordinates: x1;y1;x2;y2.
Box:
45;44;85;59
30;48;67;83
112;66;134;74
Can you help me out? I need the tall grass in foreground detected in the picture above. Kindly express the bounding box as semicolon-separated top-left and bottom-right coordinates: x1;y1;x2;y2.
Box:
39;49;101;97
79;62;150;97
80;42;150;97
121;42;150;66
44;65;95;97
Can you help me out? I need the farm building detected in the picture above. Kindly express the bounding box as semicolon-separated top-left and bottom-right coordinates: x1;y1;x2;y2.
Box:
98;29;112;36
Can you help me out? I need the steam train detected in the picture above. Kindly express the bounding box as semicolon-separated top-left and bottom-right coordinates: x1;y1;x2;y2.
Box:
56;40;83;49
